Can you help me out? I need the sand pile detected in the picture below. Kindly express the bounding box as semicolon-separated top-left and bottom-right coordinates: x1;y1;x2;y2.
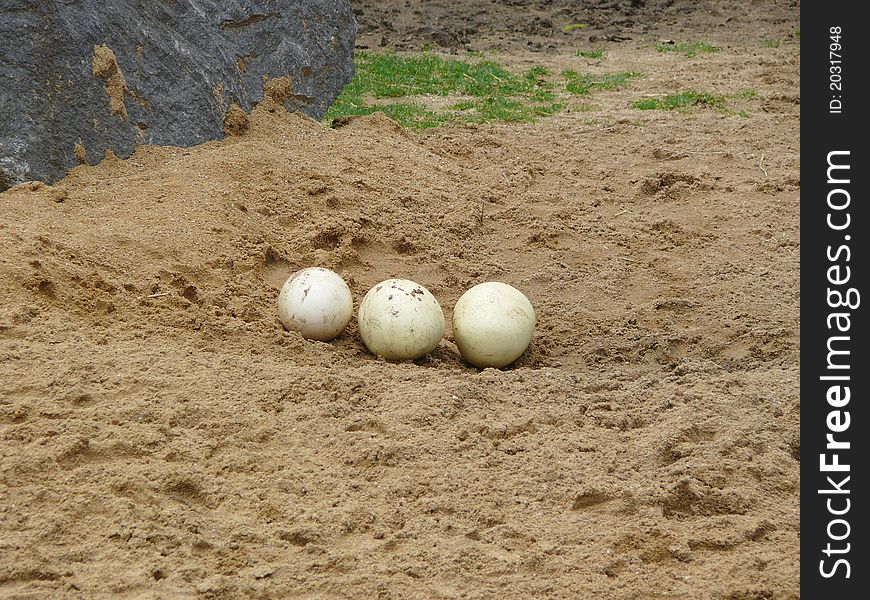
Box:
1;107;497;349
1;92;799;597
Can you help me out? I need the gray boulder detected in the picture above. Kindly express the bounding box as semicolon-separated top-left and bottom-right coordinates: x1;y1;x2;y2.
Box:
0;0;356;189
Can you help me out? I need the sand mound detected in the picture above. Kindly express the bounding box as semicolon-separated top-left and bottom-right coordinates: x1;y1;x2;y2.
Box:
2;108;490;351
1;88;799;597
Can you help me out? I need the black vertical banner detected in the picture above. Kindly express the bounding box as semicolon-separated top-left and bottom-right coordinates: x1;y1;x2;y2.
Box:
802;4;868;597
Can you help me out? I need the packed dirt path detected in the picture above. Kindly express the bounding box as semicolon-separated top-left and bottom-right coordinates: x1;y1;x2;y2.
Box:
1;2;799;598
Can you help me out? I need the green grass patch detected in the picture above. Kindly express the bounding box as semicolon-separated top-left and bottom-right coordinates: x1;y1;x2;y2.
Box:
336;51;556;101
655;41;719;57
325;51;645;128
562;70;643;96
324;51;564;128
525;65;552;79
730;89;759;100
632;91;725;110
328;101;450;128
563;23;587;32
764;39;781;48
577;49;606;59
794;27;801;37
631;89;758;113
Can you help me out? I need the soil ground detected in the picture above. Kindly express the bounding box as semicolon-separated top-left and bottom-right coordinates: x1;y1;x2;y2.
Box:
1;1;800;598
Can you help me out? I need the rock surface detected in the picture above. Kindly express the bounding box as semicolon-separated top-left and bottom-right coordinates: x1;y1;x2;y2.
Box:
0;0;356;189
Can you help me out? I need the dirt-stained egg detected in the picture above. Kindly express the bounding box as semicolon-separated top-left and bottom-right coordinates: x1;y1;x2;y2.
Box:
277;267;353;341
358;278;445;360
452;281;535;368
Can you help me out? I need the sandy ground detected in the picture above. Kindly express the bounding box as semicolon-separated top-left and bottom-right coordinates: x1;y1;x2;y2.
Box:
353;0;799;53
1;2;800;598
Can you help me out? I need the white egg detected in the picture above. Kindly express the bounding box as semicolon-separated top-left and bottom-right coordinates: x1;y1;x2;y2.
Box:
452;282;536;368
277;267;353;341
358;278;445;360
